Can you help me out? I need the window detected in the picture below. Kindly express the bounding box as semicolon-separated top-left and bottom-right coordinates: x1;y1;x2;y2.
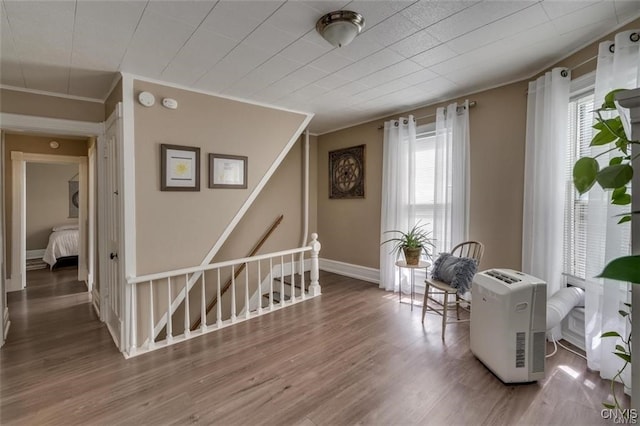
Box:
412;124;452;253
564;91;593;280
414;126;436;227
563;91;593;283
563;76;631;290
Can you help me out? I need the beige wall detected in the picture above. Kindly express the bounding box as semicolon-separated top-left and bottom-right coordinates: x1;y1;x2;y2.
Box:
0;89;104;122
317;81;528;271
317;123;383;269
465;82;529;271
3;134;88;276
133;80;308;275
104;77;123;121
309;134;318;239
26;163;79;250
213;134;318;262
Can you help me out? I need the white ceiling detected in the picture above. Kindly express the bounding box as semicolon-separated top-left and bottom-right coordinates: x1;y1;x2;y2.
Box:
1;0;639;134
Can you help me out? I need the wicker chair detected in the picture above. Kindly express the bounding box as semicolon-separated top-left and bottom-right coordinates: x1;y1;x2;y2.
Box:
421;241;484;339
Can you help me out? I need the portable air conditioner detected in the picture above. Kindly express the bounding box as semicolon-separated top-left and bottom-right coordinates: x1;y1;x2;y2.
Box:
470;269;547;383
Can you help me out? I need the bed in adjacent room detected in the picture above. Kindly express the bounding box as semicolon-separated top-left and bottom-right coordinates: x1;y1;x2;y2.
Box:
43;224;79;269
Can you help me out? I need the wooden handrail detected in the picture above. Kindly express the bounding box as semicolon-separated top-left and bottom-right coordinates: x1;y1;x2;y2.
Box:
190;214;284;330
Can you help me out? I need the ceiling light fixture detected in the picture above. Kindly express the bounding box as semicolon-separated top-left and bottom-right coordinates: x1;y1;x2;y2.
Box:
316;10;365;48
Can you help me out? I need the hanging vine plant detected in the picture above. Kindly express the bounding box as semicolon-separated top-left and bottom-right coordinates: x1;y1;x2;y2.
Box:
573;89;640;283
572;88;639;409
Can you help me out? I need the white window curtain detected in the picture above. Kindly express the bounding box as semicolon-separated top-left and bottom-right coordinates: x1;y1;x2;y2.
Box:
584;30;638;384
522;67;571;339
379;102;470;293
380;116;417;292
433;101;470;255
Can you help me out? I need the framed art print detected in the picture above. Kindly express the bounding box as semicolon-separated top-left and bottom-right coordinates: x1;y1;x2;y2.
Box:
161;144;200;191
209;154;248;189
329;144;365;199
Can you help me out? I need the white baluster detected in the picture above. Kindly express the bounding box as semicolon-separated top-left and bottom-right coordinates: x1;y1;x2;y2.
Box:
130;284;137;355
280;256;285;306
257;261;262;314
244;263;250;319
166;277;173;343
269;258;274;309
184;274;190;338
300;253;306;300
290;253;296;303
149;280;155;350
200;272;207;333
309;233;321;297
216;269;222;327
231;265;237;322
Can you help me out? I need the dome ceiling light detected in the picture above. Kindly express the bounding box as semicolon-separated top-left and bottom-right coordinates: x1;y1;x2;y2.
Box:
316;10;365;48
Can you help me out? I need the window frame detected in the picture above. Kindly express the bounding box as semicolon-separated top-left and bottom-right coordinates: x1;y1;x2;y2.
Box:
413;123;438;230
563;72;596;290
411;122;437;288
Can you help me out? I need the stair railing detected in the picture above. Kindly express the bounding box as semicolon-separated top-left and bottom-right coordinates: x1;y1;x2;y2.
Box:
125;234;321;357
190;215;284;331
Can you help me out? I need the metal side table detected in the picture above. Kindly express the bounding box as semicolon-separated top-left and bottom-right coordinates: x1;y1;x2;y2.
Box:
395;260;430;310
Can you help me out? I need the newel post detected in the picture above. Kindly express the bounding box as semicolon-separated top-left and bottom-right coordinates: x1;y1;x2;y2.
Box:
308;233;322;296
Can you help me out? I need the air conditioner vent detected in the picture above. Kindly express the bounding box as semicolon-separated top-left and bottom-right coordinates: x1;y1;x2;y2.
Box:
486;269;521;285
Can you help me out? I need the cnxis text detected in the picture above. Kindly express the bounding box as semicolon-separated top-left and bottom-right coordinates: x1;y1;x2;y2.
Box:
602;409;638;424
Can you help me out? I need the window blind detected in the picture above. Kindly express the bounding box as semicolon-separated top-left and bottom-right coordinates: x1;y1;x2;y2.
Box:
414;130;437;238
563;92;594;280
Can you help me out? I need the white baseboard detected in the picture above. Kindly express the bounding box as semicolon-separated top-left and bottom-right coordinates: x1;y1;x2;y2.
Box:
26;249;45;260
319;258;380;285
318;259;434;294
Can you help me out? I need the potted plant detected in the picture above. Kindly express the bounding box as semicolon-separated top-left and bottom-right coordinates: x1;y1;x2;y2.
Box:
382;222;434;265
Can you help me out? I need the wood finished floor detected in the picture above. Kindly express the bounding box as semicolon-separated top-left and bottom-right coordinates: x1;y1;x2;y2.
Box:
1;269;622;425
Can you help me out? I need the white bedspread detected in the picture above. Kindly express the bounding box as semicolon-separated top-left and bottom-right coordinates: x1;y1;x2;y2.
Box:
43;229;79;267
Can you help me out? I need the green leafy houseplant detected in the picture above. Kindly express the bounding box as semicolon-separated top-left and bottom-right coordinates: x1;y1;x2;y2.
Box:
382;222;435;265
572;88;639;410
573;89;640;283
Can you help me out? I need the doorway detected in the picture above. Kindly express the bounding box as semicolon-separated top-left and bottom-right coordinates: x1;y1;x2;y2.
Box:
25;161;80;273
9;150;90;293
0;116;102;349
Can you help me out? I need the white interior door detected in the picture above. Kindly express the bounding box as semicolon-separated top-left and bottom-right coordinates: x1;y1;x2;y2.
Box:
101;106;124;349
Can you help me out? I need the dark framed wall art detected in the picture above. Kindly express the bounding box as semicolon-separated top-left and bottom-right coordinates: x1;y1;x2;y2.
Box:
209;154;248;189
161;144;200;191
329;144;365;199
